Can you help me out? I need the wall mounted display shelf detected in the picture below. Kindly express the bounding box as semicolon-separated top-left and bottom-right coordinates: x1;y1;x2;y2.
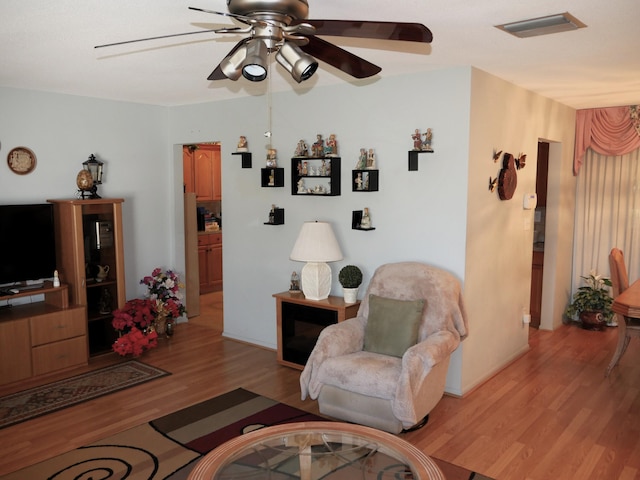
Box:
408;150;434;171
232;151;252;168
265;207;285;225
352;170;379;192
291;157;341;196
261;167;285;187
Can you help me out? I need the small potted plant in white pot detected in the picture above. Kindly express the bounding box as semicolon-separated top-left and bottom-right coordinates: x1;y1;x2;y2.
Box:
564;271;614;330
338;265;363;304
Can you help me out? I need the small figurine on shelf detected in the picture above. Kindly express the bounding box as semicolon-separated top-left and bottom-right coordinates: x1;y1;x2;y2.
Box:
325;134;338;156
361;208;372;229
98;287;113;314
302;161;308;175
412;129;422;150
366;149;376;169
297;178;306;193
356;148;367;169
237;135;248;152
355;172;363;190
268;204;276;223
312;134;324;157
268;169;275;186
295;139;308;157
289;271;301;293
320;160;327;176
422;128;433;151
266;148;277;167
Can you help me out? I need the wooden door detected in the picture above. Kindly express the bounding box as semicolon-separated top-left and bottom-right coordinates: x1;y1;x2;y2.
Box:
183;146;195;193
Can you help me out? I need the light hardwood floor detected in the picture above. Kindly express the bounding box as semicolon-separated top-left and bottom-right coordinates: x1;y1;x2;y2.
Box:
1;308;639;479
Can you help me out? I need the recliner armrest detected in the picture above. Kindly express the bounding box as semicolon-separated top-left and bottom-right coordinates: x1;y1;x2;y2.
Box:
402;330;459;375
300;316;366;399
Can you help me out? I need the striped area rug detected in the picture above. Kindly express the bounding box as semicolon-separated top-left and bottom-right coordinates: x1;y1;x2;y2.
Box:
0;360;170;429
0;388;493;479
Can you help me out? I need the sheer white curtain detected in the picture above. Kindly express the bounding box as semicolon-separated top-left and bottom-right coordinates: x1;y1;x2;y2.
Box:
571;148;640;293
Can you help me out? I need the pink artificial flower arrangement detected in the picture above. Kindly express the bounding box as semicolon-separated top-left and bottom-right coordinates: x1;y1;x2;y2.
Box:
112;298;158;356
140;268;186;320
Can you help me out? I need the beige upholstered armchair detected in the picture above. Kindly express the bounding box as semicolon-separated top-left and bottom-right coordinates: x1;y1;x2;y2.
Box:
300;262;468;433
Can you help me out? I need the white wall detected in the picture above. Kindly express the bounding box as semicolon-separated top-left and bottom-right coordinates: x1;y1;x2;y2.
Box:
0;87;173;300
169;68;473;393
1;67;578;396
463;69;576;392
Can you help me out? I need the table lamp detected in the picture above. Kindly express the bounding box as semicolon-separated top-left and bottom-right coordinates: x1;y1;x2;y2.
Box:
290;221;343;300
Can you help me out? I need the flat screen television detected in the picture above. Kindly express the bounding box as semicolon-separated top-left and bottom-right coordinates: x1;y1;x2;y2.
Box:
0;203;57;287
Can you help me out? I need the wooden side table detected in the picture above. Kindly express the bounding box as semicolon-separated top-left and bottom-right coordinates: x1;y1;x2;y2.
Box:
273;292;360;369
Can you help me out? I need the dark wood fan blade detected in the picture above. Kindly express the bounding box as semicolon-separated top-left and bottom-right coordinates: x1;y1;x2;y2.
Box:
299;36;381;79
293;19;433;43
207;38;250;80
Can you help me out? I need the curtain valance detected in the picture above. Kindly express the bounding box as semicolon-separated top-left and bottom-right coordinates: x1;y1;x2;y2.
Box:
574;105;640;175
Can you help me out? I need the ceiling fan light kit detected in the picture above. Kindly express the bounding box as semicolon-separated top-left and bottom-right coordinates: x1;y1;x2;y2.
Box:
97;0;433;86
276;42;318;82
241;39;269;81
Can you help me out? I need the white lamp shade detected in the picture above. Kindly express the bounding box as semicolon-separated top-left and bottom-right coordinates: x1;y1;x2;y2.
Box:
290;222;343;300
290;221;343;263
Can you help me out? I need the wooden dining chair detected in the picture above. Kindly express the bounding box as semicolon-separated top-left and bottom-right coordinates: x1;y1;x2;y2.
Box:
606;248;640;376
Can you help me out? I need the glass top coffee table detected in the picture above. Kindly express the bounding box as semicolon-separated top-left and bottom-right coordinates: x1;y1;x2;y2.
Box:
187;421;444;479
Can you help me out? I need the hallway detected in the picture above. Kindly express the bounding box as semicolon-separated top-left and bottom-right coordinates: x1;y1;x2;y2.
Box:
190;291;223;332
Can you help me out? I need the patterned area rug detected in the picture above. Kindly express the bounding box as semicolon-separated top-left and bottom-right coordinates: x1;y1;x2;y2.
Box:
1;388;494;479
0;360;170;429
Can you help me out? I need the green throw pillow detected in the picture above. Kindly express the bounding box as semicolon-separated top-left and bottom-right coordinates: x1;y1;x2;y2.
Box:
363;294;425;357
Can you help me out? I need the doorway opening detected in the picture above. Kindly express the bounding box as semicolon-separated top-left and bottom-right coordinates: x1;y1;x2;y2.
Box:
529;141;549;329
183;142;223;333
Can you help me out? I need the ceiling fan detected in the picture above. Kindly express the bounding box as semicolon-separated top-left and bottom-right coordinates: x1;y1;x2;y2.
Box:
96;0;433;84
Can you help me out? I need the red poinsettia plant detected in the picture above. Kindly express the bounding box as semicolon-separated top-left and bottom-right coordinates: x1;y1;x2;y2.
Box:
111;298;159;356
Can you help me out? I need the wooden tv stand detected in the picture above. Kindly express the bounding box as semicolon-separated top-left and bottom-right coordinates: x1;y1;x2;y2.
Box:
0;282;87;386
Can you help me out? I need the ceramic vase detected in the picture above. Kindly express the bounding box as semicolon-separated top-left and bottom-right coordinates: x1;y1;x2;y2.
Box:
579;310;606;331
343;288;359;304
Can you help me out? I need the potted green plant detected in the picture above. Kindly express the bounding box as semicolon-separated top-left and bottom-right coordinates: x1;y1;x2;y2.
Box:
564;271;614;330
338;265;363;304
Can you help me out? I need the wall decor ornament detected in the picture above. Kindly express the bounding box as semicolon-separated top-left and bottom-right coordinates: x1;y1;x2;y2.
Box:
7;146;37;174
497;152;517;200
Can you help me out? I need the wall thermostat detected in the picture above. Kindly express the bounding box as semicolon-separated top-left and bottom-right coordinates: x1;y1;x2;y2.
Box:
523;193;537;210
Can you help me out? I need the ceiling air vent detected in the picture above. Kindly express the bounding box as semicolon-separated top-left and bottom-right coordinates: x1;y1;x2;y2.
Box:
495;12;586;38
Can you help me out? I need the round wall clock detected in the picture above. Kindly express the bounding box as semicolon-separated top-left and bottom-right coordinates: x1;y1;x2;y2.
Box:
7;147;37;175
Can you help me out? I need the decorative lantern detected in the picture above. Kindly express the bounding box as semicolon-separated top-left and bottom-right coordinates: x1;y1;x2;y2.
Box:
78;154;104;199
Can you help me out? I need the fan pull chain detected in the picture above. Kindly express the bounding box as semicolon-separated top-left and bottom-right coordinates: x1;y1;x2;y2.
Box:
265;51;273;150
